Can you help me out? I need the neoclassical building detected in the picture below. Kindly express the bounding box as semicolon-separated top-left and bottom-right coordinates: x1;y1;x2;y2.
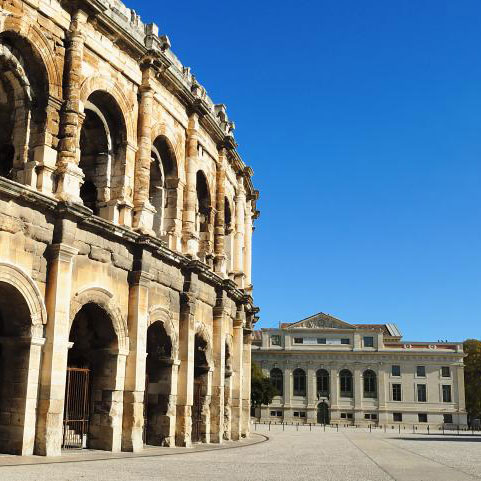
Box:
0;0;258;456
252;313;467;427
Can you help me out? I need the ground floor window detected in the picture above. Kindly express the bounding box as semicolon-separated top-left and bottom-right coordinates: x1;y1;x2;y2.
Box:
393;412;403;422
293;411;306;418
340;412;353;420
418;413;428;423
443;413;453;424
364;413;378;420
270;410;282;417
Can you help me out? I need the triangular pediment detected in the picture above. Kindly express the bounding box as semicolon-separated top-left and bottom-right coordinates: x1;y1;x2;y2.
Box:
286;312;355;330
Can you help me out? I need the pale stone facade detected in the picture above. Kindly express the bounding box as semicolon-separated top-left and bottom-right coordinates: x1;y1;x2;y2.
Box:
252;313;467;428
0;0;258;456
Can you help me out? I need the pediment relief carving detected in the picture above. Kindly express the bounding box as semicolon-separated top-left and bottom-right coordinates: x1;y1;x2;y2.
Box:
288;313;354;330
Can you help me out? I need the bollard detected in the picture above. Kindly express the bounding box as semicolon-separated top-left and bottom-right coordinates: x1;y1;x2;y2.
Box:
370;424;372;433
283;422;285;431
398;425;401;434
269;421;271;431
457;425;460;436
296;423;299;431
443;424;445;435
413;425;415;434
310;423;312;432
337;424;339;432
427;425;430;435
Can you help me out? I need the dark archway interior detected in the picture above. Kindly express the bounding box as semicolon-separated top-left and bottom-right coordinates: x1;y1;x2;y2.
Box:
66;303;119;450
0;32;48;181
196;171;210;234
79;91;125;216
145;321;173;446
224;342;232;378
192;334;209;443
0;282;33;454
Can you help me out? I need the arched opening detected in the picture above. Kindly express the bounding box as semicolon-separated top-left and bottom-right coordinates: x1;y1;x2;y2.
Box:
223;341;233;437
363;370;377;398
316;369;329;398
0;32;48;184
150;136;178;238
317;402;330;425
64;303;122;451
270;368;283;396
340;369;353;398
192;333;210;443
79;91;127;217
144;321;174;446
293;368;306;397
195;171;212;262
224;197;234;273
0;282;38;454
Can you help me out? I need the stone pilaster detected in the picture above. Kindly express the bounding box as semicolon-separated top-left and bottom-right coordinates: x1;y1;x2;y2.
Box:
354;365;363;423
329;368;339;420
55;10;87;202
175;279;197;447
35;233;78;456
214;149;227;276
182;114;200;257
243;199;253;289
241;331;252;437
307;366;316;423
233;179;245;288
231;308;244;440
210;290;227;443
283;365;292;413
122;267;152;452
377;365;388;425
456;365;466;414
133;66;156;233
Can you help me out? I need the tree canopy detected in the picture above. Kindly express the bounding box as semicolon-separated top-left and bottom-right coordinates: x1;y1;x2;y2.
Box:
464;339;481;423
251;362;278;407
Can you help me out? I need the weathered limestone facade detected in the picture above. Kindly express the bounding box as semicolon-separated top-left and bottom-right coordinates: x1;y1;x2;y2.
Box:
0;0;258;456
253;313;467;428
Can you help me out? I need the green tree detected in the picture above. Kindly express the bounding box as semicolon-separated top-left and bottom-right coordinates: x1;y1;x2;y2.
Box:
251;362;278;408
464;339;481;424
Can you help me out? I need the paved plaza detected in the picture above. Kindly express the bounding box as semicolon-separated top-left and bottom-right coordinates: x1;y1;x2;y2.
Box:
1;425;481;481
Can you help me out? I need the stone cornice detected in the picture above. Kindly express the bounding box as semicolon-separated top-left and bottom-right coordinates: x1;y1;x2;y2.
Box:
0;179;256;309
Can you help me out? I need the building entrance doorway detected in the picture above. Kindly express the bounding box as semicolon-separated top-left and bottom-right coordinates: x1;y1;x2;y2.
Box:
192;334;209;443
317;402;329;424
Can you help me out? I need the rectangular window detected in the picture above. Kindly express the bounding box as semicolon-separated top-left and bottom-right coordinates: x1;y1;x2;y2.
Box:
293;338;303;344
293;411;299;417
363;336;374;348
417;384;427;402
299;412;306;418
441;366;451;378
371;414;378;420
341;338;350;345
270;410;282;417
391;365;401;377
392;383;402;401
416;366;426;377
340;413;347;419
443;414;453;424
364;414;370;419
346;413;353;420
317;338;326;344
271;335;281;346
393;412;403;422
418;413;428;423
442;385;452;403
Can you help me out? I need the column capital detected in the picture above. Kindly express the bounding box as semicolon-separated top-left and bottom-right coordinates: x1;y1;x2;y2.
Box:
48;243;78;262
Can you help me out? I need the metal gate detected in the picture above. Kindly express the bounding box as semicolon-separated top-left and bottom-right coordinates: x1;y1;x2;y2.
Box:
143;374;150;444
62;367;90;449
317;402;330;425
192;380;203;443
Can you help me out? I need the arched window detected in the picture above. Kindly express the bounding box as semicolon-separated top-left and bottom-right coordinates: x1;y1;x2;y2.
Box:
196;171;211;260
79;91;127;218
224;197;234;272
293;368;306;396
150;136;178;238
270;368;283;395
363;370;377;398
340;369;353;398
316;369;329;397
0;32;49;185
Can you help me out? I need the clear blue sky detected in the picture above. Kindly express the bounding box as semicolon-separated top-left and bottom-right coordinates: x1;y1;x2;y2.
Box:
130;0;481;341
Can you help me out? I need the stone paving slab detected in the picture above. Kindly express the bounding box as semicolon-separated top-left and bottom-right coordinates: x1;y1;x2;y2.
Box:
1;426;481;481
